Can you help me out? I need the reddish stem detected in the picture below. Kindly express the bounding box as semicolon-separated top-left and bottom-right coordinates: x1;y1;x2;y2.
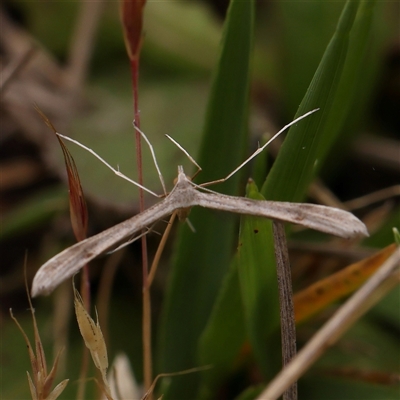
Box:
81;265;91;310
130;57;152;393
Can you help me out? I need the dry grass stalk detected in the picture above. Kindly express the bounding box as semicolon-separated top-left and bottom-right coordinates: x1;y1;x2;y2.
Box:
10;261;68;400
256;247;400;400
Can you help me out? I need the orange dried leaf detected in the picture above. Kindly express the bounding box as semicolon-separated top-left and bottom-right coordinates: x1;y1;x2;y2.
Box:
120;0;147;61
294;243;397;322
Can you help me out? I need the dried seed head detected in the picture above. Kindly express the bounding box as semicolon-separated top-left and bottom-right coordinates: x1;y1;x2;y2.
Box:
10;256;68;399
73;281;108;381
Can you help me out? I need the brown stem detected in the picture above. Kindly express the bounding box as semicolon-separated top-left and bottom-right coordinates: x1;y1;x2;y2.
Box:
148;212;177;287
76;345;90;400
97;249;126;347
130;57;152;394
272;221;297;400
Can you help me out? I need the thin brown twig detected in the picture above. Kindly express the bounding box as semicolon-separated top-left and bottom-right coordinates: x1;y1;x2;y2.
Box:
148;212;177;287
130;56;152;394
289;240;375;262
76;346;90;400
97;249;127;347
273;221;297;400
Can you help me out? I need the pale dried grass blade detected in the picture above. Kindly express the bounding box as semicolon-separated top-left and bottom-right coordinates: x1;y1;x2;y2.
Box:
256;247;400;400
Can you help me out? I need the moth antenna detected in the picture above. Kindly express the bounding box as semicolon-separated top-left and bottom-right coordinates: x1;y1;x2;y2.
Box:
133;121;167;195
201;108;320;187
165;134;202;179
56;133;160;197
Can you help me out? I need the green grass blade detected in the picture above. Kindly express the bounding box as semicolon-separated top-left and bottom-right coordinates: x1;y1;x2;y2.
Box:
196;1;376;393
197;258;246;400
158;1;254;398
236;182;280;378
278;2;345;115
234;0;381;385
200;0;374;387
262;0;360;202
318;0;378;160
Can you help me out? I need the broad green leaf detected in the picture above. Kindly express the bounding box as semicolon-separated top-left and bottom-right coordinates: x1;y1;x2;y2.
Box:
158;1;254;398
236;182;280;378
318;0;380;160
235;0;365;383
196;0;380;394
262;0;361;202
279;1;345;115
197;259;247;400
197;184;280;398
